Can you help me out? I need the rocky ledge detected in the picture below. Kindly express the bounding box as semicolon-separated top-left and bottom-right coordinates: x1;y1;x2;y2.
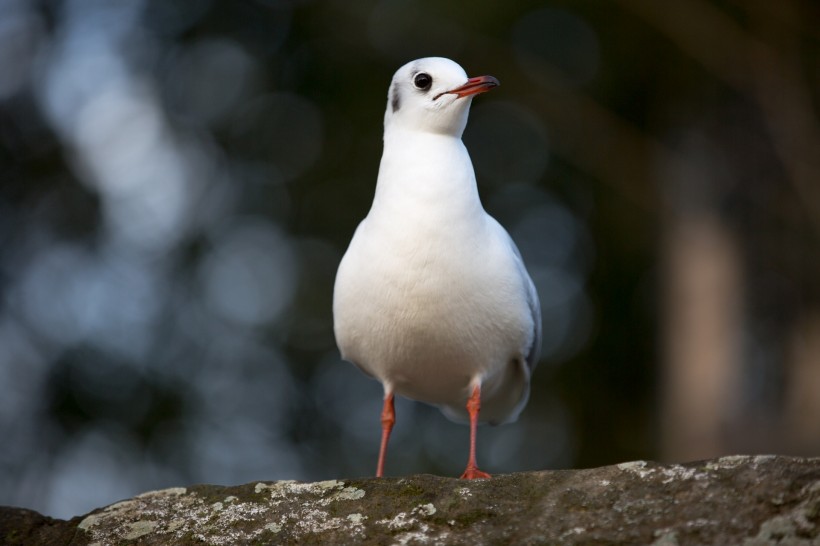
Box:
1;455;818;545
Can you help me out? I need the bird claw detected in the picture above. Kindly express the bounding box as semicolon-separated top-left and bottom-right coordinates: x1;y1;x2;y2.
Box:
460;465;491;479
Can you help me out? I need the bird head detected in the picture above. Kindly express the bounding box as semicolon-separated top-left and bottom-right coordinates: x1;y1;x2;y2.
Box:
384;57;499;138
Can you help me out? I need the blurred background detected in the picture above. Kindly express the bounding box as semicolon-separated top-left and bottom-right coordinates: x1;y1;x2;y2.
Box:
1;0;819;520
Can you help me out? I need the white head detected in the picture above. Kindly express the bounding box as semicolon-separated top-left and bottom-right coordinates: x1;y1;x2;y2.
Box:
384;57;499;138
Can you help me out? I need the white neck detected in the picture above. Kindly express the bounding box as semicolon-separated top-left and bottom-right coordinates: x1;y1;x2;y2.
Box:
370;128;483;226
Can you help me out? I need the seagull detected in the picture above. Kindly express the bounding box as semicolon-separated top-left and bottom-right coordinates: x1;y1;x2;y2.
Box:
333;57;541;479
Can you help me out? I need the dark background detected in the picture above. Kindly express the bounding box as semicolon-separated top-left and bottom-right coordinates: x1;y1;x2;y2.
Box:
1;0;819;519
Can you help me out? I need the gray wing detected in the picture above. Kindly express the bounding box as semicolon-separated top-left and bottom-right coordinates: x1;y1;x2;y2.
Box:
502;228;542;373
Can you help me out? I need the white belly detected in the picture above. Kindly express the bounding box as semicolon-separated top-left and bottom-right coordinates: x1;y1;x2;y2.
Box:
333;216;533;410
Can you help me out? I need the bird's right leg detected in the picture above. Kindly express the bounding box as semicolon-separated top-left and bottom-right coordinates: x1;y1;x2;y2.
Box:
376;388;395;478
460;382;491;479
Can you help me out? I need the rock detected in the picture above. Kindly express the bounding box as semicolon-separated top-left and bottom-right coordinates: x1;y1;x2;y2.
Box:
2;455;818;545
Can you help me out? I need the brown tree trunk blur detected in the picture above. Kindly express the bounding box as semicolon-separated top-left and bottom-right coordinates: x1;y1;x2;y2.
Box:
661;215;743;461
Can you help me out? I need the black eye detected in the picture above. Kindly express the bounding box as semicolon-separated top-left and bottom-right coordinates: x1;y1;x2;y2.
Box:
413;72;432;91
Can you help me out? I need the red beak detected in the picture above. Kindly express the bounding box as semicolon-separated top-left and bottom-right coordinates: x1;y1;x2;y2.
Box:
435;75;500;100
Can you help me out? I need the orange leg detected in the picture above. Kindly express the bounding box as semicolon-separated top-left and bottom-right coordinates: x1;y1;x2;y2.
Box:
376;391;395;478
460;384;491;479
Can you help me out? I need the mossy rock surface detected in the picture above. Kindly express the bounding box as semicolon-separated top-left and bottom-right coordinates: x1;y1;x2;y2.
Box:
2;455;819;545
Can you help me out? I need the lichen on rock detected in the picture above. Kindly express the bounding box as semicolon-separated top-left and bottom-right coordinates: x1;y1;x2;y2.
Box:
1;455;818;545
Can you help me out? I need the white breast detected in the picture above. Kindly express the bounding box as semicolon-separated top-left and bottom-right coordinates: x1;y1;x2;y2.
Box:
333;131;536;423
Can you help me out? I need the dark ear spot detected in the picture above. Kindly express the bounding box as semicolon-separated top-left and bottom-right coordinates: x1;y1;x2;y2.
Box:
391;86;401;113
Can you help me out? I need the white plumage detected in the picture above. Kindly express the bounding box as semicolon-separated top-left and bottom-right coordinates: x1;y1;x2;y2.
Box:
333;57;541;478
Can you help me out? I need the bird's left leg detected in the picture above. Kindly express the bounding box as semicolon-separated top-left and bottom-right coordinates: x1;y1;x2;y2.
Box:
460;382;491;479
376;388;395;478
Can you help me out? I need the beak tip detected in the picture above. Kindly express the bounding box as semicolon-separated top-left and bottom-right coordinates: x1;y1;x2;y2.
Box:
445;75;500;99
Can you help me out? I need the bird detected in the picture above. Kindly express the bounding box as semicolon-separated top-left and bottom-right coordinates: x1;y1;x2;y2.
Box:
333;57;541;479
